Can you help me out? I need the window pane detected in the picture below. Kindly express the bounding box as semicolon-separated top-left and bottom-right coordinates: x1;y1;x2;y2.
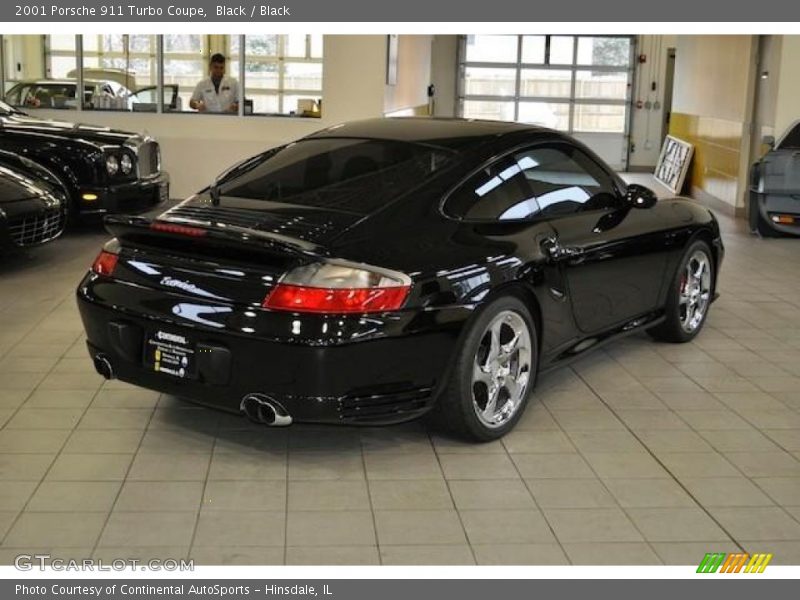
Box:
464;35;518;63
49;35;76;52
310;35;323;59
518;101;569;130
463;100;515;122
515;146;617;216
284;62;322;91
163;58;205;111
576;37;631;67
549;36;574;64
247;93;279;115
286;35;307;58
221;139;451;215
573;103;626;133
164;34;203;54
463;67;516;97
520;69;571;98
444;156;533;221
245;35;279;57
521;36;545;64
574;69;628;100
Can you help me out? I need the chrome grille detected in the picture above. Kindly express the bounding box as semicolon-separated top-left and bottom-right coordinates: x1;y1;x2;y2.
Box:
137;140;160;179
8;207;65;247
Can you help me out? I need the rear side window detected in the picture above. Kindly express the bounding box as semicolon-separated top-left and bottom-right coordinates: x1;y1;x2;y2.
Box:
778;123;800;149
221;138;452;215
444;144;620;221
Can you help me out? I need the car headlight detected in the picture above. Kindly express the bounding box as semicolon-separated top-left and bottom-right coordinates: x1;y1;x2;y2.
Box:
106;155;119;176
120;154;133;175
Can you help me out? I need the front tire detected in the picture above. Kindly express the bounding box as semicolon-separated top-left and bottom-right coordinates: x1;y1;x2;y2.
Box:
648;240;715;343
434;295;538;442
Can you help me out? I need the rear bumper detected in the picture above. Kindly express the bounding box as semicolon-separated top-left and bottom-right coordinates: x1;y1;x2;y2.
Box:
78;172;170;216
76;276;469;425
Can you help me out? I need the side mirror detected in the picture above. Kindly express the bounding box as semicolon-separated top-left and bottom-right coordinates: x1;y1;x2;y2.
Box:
762;134;775;148
626;183;658;209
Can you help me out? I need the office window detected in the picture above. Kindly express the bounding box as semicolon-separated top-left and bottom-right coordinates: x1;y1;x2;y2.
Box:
162;34;207;112
230;34;323;116
459;35;633;134
82;34;157;110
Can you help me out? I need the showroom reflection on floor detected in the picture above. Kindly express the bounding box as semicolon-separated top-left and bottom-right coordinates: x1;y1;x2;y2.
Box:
0;202;799;566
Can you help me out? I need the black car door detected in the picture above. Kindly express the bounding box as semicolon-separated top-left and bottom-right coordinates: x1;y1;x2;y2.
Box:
513;143;669;335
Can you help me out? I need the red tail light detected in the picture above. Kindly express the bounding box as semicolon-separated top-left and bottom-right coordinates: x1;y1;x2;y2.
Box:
262;260;412;314
91;250;118;277
150;221;208;237
263;284;409;314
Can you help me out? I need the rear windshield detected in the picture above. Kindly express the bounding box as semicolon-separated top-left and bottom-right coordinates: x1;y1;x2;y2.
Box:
219;138;452;215
778;123;800;150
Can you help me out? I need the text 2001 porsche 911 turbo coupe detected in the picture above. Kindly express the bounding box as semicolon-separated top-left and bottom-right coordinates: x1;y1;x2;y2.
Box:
77;118;724;441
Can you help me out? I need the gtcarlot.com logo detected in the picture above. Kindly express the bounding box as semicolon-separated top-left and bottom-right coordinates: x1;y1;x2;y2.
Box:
14;554;194;571
697;552;773;573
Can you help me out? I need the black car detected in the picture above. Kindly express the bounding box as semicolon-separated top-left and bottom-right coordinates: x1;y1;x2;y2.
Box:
76;118;723;441
749;121;800;237
0;100;169;221
1;150;68;250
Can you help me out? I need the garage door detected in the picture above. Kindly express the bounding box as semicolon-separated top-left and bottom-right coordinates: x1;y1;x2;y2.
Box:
458;35;634;170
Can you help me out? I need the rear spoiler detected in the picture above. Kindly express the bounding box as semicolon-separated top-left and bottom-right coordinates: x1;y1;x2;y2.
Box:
104;214;326;260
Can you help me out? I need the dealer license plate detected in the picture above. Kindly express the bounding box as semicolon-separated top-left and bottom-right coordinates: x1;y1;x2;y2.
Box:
145;330;196;380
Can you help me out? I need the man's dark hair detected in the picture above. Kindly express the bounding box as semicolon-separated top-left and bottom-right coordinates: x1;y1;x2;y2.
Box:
210;53;226;64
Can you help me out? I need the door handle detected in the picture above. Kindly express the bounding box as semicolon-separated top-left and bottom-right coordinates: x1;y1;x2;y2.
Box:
540;236;584;261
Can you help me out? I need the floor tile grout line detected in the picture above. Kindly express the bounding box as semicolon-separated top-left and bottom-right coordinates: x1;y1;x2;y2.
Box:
86;394;159;557
0;342;106;548
359;431;382;566
186;411;220;563
634;368;800;530
568;364;748;554
504;424;574;566
427;425;479;566
536;378;665;565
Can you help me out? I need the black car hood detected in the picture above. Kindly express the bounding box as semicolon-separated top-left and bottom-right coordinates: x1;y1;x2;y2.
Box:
0;113;137;146
159;193;363;246
0;164;52;203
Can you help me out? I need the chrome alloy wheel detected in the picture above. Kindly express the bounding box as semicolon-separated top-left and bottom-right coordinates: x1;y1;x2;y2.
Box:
679;250;712;333
471;310;532;428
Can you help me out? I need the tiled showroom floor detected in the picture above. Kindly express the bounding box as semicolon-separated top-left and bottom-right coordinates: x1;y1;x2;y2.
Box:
1;195;800;566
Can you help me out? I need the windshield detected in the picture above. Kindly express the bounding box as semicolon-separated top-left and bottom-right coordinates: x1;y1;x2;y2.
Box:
219;138;453;215
0;99;19;115
778;123;800;150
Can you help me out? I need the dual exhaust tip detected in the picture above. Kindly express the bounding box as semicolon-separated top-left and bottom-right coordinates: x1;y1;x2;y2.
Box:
240;394;293;427
93;354;292;427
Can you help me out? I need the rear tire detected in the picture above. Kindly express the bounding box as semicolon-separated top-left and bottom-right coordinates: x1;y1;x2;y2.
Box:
648;240;715;343
433;295;538;442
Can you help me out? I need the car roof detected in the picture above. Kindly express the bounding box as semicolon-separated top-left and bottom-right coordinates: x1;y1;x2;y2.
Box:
306;117;559;151
12;79;113;86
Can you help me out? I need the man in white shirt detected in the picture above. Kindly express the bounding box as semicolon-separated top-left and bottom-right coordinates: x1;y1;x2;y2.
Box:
190;53;240;114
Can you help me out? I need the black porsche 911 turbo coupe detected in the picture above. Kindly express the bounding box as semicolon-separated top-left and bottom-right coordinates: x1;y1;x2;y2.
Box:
1;150;68;250
77;118;724;441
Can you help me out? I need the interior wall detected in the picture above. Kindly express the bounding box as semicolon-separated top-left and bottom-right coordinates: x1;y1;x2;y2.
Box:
429;35;458;117
384;35;432;116
773;35;800;141
669;35;757;213
30;35;389;198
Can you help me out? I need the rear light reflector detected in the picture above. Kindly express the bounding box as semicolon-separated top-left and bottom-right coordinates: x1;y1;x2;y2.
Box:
263;284;409;314
91;250;118;277
150;221;208;237
771;214;797;224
